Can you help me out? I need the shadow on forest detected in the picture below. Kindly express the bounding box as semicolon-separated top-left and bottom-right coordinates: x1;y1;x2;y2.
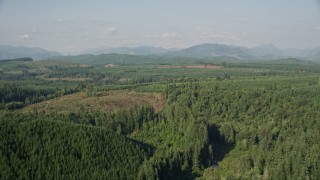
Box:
207;124;235;162
127;137;156;156
125;125;234;180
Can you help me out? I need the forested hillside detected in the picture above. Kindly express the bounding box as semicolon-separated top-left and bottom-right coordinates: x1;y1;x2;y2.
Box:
131;77;320;179
0;58;320;179
51;54;234;66
0;119;153;179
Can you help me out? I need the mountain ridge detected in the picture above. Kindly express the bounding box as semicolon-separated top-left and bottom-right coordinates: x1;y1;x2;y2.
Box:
84;43;320;60
0;45;62;60
1;43;320;61
85;46;175;55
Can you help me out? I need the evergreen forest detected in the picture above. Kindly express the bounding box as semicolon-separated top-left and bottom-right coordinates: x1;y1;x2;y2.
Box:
0;56;320;179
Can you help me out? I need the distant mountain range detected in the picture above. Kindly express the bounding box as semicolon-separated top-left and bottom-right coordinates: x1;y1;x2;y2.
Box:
1;44;319;61
167;43;320;60
0;45;61;60
168;43;254;59
85;46;175;55
86;44;320;61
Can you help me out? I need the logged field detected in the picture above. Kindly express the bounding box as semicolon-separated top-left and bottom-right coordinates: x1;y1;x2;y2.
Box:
156;64;223;69
31;60;79;67
22;90;165;113
38;77;92;81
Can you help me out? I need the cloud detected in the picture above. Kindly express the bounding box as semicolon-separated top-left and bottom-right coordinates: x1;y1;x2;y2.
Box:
54;32;67;37
199;34;238;42
161;32;178;38
206;34;227;39
98;27;118;39
195;27;236;41
101;27;118;36
89;20;117;27
106;27;117;34
317;26;320;29
195;26;212;34
55;18;74;24
19;34;31;39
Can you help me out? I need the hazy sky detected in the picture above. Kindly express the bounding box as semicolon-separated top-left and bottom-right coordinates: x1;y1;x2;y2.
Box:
0;0;320;53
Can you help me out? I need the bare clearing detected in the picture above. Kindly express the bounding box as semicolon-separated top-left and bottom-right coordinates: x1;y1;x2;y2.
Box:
156;64;223;69
22;90;165;114
38;77;91;81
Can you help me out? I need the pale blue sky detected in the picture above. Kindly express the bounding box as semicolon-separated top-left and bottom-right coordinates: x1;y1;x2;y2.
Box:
0;0;319;53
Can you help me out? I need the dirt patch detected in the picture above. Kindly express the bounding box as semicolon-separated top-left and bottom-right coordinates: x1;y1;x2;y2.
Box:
152;94;165;112
105;64;119;68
